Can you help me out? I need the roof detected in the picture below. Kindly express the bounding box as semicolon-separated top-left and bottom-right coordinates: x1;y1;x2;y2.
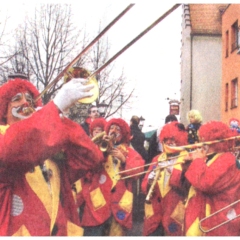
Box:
189;4;228;35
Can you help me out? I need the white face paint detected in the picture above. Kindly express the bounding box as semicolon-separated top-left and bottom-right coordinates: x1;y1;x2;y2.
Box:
109;125;122;144
6;92;35;125
11;106;34;120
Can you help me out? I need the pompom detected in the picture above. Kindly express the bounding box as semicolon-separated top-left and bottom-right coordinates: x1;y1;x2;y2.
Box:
90;118;107;135
0;79;42;124
105;118;130;144
198;121;238;152
159;121;188;146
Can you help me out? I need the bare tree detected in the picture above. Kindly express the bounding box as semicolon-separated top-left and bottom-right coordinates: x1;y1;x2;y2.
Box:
0;13;19;84
4;5;134;124
10;4;87;104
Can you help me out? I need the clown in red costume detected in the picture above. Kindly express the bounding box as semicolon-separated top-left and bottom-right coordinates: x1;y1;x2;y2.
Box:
141;121;190;236
72;118;107;213
0;77;104;236
75;118;145;236
184;121;240;236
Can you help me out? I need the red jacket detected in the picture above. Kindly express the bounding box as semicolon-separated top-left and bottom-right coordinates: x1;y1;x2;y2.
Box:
185;152;240;236
0;101;104;236
141;151;189;236
75;145;144;229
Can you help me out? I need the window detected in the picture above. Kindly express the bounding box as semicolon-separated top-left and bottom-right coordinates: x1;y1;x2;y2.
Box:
231;78;238;108
225;83;229;111
225;30;229;57
231;21;238;52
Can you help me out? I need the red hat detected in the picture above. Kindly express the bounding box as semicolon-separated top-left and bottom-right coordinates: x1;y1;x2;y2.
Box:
159;121;188;146
0;78;42;124
90;118;107;135
105;118;131;144
198;121;238;152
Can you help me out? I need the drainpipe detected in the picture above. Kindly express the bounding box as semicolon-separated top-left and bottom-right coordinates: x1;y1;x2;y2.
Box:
190;34;193;110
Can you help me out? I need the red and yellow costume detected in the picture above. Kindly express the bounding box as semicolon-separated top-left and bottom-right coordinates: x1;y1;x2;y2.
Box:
0;79;104;236
74;118;144;235
141;121;189;236
184;121;240;236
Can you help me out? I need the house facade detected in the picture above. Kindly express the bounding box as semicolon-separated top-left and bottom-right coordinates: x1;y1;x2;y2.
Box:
221;4;240;125
180;4;228;126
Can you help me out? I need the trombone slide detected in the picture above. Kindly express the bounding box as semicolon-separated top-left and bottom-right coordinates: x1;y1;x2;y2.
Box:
199;199;240;233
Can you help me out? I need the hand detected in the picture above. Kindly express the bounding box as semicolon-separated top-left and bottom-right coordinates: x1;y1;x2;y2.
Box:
148;170;156;180
147;169;161;185
184;147;208;161
158;161;168;168
110;148;126;163
53;78;94;113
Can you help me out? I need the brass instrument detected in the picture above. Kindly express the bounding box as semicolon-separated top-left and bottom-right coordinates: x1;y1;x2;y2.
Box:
63;67;99;104
91;131;116;152
91;131;106;145
163;135;240;153
199;199;240;233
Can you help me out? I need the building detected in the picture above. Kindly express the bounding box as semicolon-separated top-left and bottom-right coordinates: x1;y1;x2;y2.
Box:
180;4;228;126
221;4;240;125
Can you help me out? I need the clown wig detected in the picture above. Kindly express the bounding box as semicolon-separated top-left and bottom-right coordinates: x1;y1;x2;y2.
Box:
0;78;42;124
90;118;107;135
105;118;131;144
159;121;188;146
198;121;238;152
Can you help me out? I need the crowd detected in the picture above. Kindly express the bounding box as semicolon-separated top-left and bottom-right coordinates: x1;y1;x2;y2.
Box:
0;75;240;236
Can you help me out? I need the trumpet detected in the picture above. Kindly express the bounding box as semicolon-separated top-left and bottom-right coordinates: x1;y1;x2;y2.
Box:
92;131;116;152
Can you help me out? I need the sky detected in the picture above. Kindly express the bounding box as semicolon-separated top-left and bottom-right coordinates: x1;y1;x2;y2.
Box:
2;0;183;132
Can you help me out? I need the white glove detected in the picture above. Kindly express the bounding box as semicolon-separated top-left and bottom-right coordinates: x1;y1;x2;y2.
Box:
53;78;94;113
158;161;168;168
158;160;174;173
148;170;156;180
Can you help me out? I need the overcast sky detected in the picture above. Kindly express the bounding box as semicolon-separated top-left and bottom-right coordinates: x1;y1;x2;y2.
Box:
2;0;183;131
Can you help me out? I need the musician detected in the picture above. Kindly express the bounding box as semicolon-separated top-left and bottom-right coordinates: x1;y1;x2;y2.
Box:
141;121;190;236
75;118;145;236
184;121;240;236
72;118;107;218
0;78;104;236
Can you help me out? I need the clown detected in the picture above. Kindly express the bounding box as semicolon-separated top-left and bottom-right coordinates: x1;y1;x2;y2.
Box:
141;121;189;236
75;118;145;236
184;121;240;236
0;78;104;236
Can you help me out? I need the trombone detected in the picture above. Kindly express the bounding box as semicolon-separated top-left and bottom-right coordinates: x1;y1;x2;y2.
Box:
34;3;135;103
34;4;181;104
92;131;117;152
199;199;240;233
117;134;239;177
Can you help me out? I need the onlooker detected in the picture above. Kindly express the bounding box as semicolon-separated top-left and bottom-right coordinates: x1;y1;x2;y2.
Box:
130;115;148;161
186;109;202;144
81;105;100;136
